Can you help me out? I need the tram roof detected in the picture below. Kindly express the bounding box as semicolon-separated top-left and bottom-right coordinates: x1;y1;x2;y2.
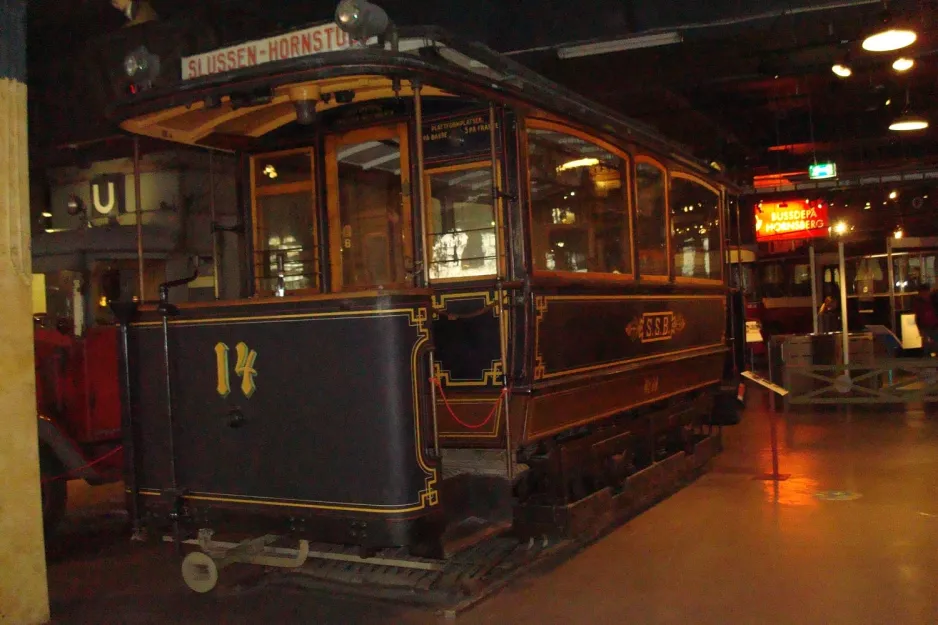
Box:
110;24;731;184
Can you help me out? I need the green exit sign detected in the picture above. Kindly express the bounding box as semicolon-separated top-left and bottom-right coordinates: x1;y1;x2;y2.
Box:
809;162;837;180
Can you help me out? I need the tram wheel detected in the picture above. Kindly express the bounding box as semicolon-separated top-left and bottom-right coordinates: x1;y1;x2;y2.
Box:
182;551;220;593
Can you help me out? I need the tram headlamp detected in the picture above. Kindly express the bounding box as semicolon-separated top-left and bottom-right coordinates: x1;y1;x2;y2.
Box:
335;0;391;40
123;46;161;92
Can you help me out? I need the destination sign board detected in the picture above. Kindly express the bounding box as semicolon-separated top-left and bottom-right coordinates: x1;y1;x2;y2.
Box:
181;22;357;80
422;111;500;164
754;199;829;243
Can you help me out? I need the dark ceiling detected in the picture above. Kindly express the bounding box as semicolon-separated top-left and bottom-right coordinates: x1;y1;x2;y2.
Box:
25;0;938;187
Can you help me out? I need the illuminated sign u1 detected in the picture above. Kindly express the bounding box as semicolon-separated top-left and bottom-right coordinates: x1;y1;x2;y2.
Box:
754;199;829;242
808;162;837;180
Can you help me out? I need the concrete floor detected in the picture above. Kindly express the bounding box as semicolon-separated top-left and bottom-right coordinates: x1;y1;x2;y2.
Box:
48;394;938;624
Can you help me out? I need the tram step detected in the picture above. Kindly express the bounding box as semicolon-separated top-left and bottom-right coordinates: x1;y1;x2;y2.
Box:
441;447;527;480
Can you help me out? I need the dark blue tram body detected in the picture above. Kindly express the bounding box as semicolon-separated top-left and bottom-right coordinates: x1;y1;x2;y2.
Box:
110;23;740;555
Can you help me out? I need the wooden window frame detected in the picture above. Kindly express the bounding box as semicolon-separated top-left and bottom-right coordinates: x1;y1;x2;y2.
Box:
669;171;724;285
325;123;413;293
634;155;670;282
525;118;635;283
249;147;320;296
423;160;505;284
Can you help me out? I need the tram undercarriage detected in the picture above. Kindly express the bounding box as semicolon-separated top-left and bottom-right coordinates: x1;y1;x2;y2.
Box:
168;399;724;597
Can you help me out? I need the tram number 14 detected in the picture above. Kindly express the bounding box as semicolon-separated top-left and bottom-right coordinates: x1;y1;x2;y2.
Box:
215;342;258;398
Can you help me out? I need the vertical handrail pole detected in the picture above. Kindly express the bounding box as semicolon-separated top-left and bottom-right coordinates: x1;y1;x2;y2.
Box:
489;104;513;480
724;192;738;374
768;339;776;413
498;282;513;480
429;353;440;457
118;317;142;538
887;236;896;333
809;242;818;334
209;150;220;300
489;105;503;279
412;80;428;286
838;240;850;367
734;196;746;368
413;81;440;460
134;137;145;300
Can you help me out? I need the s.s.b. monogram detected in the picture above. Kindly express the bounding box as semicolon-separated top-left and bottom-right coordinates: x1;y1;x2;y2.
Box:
215;342;258;398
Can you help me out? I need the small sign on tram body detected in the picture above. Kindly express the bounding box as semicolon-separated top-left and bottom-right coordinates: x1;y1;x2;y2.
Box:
753;199;829;243
808;162;837;180
181;23;358;80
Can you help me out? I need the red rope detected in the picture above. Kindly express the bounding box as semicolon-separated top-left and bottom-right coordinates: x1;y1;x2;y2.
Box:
42;445;124;484
430;378;508;430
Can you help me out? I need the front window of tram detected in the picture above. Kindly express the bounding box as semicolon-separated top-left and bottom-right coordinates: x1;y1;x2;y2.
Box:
334;135;406;288
252;149;318;293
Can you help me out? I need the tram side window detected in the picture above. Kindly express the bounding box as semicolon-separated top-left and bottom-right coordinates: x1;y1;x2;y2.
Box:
921;255;937;288
252;150;318;293
669;176;721;280
894;255;912;293
636;161;667;276
761;263;785;298
896;254;937;293
426;165;497;280
527;128;631;275
791;264;812;296
853;257;887;296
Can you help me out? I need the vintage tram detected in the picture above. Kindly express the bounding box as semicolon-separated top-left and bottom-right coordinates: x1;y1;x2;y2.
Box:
107;2;742;587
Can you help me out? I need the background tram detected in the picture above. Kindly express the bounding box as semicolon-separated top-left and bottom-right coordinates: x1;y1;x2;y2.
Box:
731;232;938;352
104;9;742;565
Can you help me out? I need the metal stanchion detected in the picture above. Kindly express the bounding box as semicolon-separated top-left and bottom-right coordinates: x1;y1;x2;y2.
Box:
755;339;790;482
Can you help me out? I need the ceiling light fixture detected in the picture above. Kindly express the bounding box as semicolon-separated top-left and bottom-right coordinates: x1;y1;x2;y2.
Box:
557;32;683;59
863;27;916;52
862;6;917;52
890;88;929;131
892;57;914;71
890;114;928;131
832;63;852;78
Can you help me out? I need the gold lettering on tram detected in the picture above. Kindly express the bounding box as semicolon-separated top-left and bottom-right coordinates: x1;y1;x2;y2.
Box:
626;311;687;343
215;342;259;398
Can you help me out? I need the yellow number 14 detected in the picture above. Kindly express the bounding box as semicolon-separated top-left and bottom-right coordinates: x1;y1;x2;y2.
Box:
215;342;258;398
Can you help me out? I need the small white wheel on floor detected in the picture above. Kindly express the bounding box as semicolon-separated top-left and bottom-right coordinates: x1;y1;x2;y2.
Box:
182;551;220;593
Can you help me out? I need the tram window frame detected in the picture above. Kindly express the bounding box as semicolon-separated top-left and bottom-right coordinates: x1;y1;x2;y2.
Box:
668;172;723;283
634;156;670;281
249;147;321;296
525;119;635;282
325;123;415;293
423;160;504;283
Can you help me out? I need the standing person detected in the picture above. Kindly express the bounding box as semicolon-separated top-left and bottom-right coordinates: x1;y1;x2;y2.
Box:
818;295;839;333
913;283;938;354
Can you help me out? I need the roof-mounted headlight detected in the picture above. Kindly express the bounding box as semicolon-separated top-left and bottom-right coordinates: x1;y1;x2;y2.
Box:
123;46;160;92
335;0;391;41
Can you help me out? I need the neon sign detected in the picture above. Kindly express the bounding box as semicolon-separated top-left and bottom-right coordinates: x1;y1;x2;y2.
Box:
754;199;829;242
